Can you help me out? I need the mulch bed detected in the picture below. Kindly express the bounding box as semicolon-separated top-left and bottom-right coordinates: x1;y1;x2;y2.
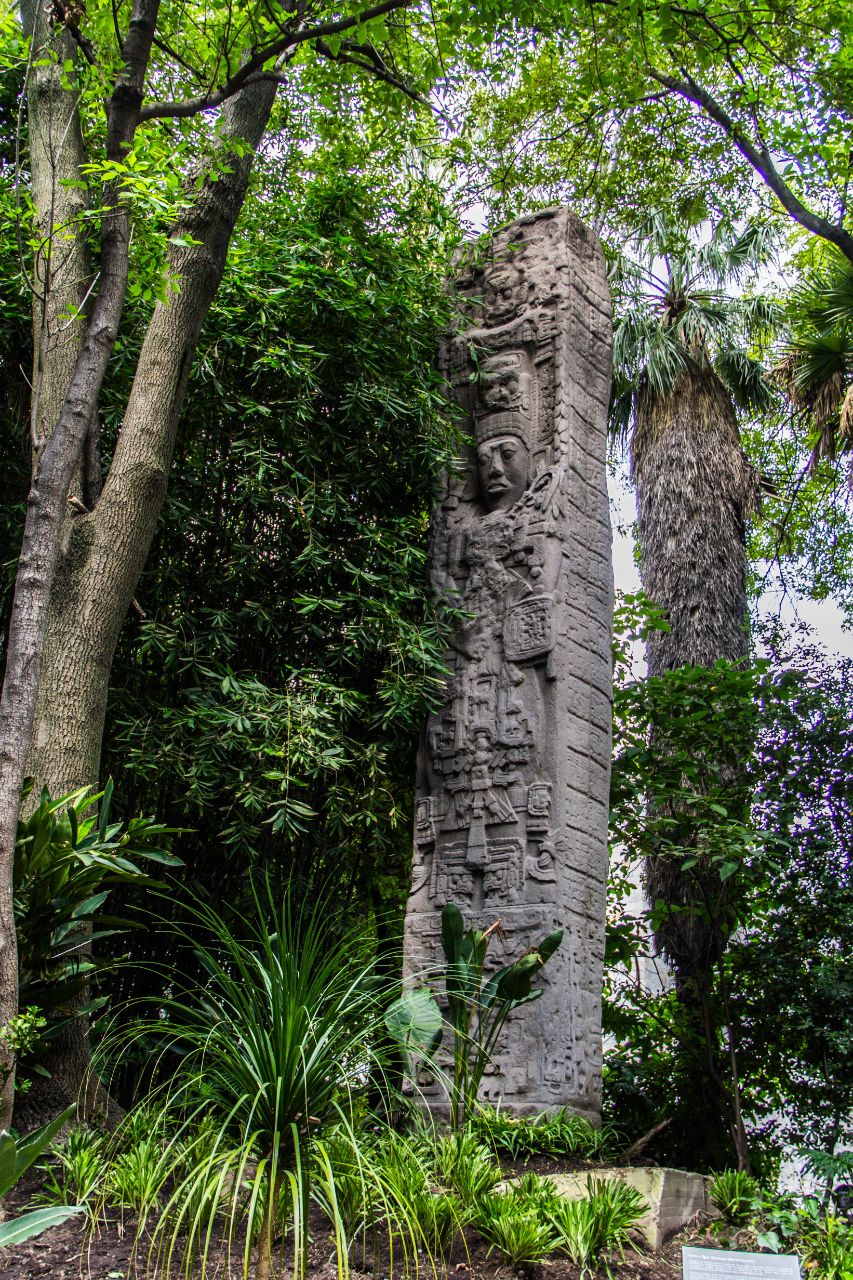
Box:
0;1173;725;1280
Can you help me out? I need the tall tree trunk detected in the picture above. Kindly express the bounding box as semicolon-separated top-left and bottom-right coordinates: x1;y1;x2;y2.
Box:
632;365;756;1169
633;368;753;679
22;0;91;453
0;0;156;1129
2;0;276;1126
16;79;277;1128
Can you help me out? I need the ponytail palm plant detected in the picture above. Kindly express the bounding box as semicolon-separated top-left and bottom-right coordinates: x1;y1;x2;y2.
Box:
609;215;776;1167
108;886;396;1280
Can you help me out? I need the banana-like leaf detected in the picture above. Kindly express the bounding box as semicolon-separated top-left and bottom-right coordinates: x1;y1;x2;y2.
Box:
0;1205;82;1247
494;952;543;1002
0;1133;16;1198
384;989;443;1073
538;929;563;962
441;903;464;964
0;1104;76;1195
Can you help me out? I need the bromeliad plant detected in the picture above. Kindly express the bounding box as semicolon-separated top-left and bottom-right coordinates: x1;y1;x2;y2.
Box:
709;1168;760;1227
388;903;562;1128
108;885;403;1280
546;1177;647;1278
473;1191;558;1269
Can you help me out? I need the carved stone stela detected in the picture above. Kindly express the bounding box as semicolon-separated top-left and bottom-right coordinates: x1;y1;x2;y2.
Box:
405;207;613;1120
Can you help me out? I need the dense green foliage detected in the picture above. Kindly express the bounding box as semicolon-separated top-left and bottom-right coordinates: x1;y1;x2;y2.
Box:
14;783;178;1073
103;886;401;1278
606;601;853;1173
101;163;459;923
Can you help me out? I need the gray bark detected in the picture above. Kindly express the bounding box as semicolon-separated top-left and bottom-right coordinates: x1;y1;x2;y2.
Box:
1;0;274;1127
632;367;754;681
18;81;277;1127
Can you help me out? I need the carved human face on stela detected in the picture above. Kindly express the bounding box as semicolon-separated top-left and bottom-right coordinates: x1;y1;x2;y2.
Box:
476;436;529;512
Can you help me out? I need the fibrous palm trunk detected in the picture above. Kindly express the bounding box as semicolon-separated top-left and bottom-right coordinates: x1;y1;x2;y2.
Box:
632;365;756;1168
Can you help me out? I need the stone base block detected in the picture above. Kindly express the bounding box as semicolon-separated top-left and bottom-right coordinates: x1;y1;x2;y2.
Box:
544;1166;712;1250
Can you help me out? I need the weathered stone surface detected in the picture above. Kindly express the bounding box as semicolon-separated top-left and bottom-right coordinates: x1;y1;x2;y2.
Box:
544;1168;713;1250
404;207;613;1119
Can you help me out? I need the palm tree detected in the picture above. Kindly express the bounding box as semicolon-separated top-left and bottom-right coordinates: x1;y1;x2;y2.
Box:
775;247;853;466
612;217;775;682
610;215;776;1168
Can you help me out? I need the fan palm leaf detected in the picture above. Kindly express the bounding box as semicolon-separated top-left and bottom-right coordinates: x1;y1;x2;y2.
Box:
778;248;853;459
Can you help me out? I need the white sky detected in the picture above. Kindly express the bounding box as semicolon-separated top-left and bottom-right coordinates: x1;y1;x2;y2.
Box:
608;468;853;661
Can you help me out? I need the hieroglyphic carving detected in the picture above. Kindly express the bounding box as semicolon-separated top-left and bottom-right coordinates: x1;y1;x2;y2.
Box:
404;208;613;1120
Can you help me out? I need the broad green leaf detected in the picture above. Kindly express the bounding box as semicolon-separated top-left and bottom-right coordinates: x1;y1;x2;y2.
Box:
0;1132;17;1198
0;1205;83;1247
441;903;464;964
384;988;443;1072
12;1105;75;1184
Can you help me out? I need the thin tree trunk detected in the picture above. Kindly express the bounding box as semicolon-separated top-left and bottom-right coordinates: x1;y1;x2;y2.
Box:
21;0;91;454
2;0;275;1125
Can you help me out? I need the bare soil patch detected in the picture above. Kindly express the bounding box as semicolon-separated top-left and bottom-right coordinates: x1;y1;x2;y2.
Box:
1;1174;724;1280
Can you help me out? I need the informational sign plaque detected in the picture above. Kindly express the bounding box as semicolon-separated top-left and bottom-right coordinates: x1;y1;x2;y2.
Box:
683;1247;801;1280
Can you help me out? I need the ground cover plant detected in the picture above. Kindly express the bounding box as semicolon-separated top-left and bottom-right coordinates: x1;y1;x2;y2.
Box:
95;885;420;1279
6;954;853;1280
469;1106;619;1163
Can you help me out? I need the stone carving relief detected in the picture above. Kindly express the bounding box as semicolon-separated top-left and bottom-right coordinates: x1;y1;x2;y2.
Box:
405;208;613;1120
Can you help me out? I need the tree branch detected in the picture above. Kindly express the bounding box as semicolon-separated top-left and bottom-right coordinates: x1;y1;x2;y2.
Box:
314;37;435;112
648;67;853;267
138;0;411;122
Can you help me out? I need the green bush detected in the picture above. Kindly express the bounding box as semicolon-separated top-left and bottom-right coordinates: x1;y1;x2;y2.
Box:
34;1126;106;1212
469;1104;617;1162
472;1191;558;1268
507;1171;561;1212
434;1131;501;1204
13;781;178;1071
547;1177;646;1278
791;1199;853;1280
106;884;407;1279
372;1130;466;1258
709;1168;760;1226
105;1136;170;1218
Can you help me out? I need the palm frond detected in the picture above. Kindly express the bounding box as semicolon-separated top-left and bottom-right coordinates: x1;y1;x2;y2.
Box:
610;212;778;421
841;386;853;441
721;222;776;277
736;294;780;342
781;330;853;414
640;330;692;400
801;252;853;331
714;347;775;413
608;384;635;448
